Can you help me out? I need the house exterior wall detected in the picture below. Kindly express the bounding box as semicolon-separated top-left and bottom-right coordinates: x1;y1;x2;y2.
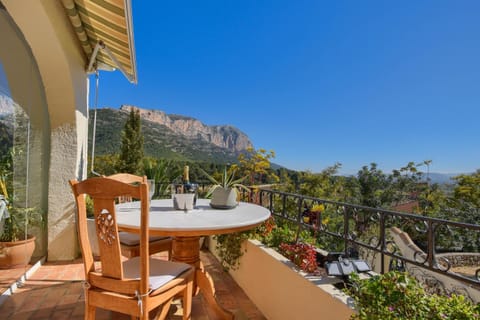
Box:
3;0;89;260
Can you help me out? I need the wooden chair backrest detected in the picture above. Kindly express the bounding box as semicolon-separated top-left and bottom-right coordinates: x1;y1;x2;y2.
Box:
107;173;144;184
107;173;145;203
70;176;150;294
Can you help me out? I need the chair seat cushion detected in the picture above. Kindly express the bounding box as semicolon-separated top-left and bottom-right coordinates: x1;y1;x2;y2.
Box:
123;257;191;290
119;232;170;246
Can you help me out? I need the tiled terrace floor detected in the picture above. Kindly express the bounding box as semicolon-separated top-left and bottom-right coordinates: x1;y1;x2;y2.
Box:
0;250;266;319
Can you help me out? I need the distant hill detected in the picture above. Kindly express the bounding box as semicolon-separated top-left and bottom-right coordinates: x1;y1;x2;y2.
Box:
89;105;254;163
422;172;460;184
338;171;461;185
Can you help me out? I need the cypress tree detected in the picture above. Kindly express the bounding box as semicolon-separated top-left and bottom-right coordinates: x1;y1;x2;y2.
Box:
117;108;144;174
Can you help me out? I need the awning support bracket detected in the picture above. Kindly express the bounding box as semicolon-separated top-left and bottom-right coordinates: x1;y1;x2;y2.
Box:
86;40;135;83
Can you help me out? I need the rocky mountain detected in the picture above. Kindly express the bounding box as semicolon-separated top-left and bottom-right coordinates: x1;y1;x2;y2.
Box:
0;95;13;116
120;105;252;152
0;96;13;158
90;105;254;163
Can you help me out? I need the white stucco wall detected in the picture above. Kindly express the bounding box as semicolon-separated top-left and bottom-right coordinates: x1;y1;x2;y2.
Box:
208;238;355;319
3;0;89;260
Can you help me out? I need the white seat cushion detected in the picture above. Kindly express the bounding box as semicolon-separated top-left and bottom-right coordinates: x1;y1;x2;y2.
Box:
119;232;169;246
123;257;191;290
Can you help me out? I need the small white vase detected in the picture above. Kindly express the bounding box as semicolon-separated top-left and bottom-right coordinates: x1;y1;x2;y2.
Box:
210;187;238;209
173;193;195;211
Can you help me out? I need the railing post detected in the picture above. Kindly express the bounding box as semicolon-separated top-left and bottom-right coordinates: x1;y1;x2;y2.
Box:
380;211;386;274
344;206;349;256
427;220;435;268
296;197;304;242
268;191;272;212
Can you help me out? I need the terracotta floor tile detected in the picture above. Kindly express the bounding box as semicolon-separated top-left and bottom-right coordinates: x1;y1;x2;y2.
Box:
29;307;53;319
0;250;265;319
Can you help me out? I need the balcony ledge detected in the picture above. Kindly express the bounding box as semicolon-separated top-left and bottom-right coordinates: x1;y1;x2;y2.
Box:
208;238;355;320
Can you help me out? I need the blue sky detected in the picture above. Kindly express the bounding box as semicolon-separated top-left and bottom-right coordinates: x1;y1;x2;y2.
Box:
91;1;480;175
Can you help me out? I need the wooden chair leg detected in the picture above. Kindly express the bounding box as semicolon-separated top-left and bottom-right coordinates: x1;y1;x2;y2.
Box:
85;304;96;320
154;298;174;320
183;277;193;320
167;246;172;261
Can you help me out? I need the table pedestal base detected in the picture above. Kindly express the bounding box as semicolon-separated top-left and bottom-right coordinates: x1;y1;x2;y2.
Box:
172;236;234;320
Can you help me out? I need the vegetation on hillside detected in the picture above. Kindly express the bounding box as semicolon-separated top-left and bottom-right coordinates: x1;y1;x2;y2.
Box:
88;108;242;163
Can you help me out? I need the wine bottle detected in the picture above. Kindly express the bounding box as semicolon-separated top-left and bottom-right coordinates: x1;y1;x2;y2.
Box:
183;165;190;185
183;165;195;192
182;165;197;204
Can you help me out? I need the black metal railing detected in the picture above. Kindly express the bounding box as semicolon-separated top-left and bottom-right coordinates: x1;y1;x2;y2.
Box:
244;188;480;294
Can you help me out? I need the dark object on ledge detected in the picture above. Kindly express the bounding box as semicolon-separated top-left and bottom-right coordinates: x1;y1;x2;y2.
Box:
326;256;371;277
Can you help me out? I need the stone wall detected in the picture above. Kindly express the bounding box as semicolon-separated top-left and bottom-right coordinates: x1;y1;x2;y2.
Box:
436;253;480;268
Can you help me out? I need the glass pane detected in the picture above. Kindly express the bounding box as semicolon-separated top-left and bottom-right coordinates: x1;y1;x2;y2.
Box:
0;7;49;260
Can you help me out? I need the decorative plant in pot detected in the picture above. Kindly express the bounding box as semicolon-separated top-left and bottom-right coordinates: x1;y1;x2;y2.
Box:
0;149;44;268
0;175;43;268
201;166;250;209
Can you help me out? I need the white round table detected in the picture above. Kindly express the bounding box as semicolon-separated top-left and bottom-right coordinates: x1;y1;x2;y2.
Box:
116;198;271;236
116;198;271;319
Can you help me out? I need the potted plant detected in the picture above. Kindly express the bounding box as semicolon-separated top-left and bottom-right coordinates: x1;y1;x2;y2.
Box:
0;194;43;269
201;166;250;209
0;153;44;268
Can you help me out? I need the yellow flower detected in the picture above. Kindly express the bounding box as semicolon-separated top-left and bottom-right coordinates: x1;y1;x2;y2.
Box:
311;204;325;213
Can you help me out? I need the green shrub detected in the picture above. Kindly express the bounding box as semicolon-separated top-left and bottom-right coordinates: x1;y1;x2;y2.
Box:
214;231;250;271
347;271;480;320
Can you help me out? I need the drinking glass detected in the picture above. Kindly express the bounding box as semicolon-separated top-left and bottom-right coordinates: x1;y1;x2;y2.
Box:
147;179;155;205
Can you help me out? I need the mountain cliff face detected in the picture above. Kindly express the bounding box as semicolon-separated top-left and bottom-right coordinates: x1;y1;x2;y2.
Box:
0;95;14;116
120;105;252;152
90;106;254;163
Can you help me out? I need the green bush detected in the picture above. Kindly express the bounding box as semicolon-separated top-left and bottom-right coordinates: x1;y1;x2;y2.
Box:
347;271;480;320
214;231;251;271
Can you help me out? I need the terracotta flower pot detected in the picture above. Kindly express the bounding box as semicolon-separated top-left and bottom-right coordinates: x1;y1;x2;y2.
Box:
0;236;36;269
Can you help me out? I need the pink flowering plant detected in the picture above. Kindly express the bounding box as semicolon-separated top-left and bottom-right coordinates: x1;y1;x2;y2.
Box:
278;242;318;274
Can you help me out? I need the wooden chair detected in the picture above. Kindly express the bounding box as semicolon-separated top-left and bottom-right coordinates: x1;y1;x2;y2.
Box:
107;173;173;260
70;176;193;319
